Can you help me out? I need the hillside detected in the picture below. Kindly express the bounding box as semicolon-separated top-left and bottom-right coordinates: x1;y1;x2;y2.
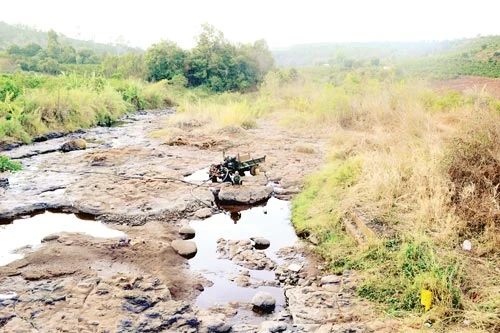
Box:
273;36;500;79
0;21;142;55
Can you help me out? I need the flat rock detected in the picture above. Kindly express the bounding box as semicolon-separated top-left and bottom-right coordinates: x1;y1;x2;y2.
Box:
251;291;276;313
171;240;197;258
288;263;303;273
285;286;353;324
179;225;196;239
320;275;341;285
218;185;273;204
195;207;213;219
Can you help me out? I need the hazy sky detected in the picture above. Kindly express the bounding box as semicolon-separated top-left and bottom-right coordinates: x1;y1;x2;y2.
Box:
1;0;499;49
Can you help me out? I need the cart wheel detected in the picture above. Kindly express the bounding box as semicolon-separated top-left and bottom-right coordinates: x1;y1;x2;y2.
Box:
250;166;260;176
232;174;242;185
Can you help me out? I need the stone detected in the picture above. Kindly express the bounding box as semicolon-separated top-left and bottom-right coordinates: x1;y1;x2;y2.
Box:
218;185;273;204
251;237;270;249
259;321;288;332
206;317;232;333
462;240;472;251
288;263;302;273
320;275;341;285
251;292;276;313
217;239;276;270
60;139;87;152
195;208;213;219
42;234;60;242
171;240;197;258
179;225;196;239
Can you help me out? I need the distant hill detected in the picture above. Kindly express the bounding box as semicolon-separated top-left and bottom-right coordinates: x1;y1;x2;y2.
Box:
271;41;453;67
272;36;500;79
0;21;143;55
272;37;500;67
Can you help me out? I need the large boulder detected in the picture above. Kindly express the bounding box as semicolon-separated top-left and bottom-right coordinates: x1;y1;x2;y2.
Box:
171;240;197;258
60;139;87;152
218;185;273;204
251;291;276;313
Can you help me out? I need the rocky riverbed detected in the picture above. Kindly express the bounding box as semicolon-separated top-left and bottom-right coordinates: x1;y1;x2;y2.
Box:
0;110;399;332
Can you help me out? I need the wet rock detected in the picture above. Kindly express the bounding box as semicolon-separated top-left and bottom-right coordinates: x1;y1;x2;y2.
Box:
42;234;60;242
0;178;8;189
251;237;270;249
195;207;213;219
179;225;196;239
218;184;273;204
251;291;276;313
60;139;87;152
217;239;276;270
171;240;197;258
259;321;288;332
34;132;66;142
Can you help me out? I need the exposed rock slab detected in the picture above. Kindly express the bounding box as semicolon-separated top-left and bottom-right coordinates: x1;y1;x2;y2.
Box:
217;184;273;204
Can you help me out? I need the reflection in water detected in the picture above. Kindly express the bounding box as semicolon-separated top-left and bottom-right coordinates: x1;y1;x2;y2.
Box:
0;211;125;266
189;198;298;310
230;211;241;223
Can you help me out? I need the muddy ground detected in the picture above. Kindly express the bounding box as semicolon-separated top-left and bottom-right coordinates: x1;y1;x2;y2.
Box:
0;111;399;332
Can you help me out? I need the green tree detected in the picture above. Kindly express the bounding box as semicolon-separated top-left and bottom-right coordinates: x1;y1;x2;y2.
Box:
185;24;273;92
118;53;146;79
145;40;186;81
38;58;60;74
47;29;62;60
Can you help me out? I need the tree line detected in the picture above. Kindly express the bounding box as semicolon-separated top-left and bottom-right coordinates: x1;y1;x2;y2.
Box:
4;24;274;92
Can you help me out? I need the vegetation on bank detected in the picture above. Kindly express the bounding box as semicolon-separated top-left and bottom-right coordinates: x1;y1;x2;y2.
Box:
0;72;175;143
0;24;274;143
284;68;500;330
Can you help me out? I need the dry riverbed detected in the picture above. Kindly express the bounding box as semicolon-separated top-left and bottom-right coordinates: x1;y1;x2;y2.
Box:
0;110;399;332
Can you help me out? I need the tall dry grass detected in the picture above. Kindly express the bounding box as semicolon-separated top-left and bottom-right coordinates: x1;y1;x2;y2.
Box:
283;70;500;330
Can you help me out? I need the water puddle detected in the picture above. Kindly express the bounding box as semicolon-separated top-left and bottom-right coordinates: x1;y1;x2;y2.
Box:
0;211;125;266
189;198;298;312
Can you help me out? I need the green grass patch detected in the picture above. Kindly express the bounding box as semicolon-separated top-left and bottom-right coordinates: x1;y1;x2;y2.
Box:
0;156;21;172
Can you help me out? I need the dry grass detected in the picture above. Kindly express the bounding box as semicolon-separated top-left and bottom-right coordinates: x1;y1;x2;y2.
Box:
285;71;500;331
